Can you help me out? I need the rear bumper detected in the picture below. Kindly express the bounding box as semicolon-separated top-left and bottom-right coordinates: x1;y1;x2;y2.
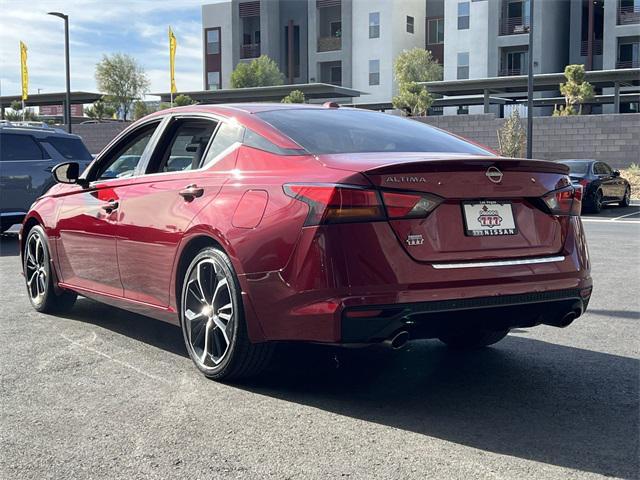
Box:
342;288;590;343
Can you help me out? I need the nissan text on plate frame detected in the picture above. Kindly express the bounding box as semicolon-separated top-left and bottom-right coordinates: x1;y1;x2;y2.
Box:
19;104;592;380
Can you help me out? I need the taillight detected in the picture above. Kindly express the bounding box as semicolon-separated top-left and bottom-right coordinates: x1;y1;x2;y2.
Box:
381;191;442;219
284;184;385;225
284;184;443;226
578;178;589;189
542;185;583;216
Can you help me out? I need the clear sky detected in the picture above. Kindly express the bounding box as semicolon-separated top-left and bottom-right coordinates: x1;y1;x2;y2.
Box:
0;0;216;99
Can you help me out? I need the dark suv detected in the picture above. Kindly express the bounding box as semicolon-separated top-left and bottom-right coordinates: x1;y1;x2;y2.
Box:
0;122;92;232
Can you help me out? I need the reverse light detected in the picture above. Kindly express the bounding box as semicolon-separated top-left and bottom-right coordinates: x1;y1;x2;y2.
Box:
542;185;583;216
381;191;442;219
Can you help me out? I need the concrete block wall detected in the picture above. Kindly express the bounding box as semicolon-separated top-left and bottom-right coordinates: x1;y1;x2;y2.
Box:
73;122;130;155
416;113;640;168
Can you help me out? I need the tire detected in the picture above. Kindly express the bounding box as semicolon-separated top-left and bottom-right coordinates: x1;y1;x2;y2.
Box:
620;187;631;207
23;225;77;313
587;189;604;214
438;329;509;349
180;247;273;380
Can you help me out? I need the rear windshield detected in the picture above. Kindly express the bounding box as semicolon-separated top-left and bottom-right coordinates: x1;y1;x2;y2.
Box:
44;136;92;160
256;109;493;156
561;161;590;175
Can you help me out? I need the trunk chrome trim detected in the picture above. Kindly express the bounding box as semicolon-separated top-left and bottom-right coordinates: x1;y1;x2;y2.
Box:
431;255;566;269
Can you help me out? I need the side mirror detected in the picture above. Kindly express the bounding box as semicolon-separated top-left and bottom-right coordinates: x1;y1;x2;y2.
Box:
52;162;88;187
613;170;620;177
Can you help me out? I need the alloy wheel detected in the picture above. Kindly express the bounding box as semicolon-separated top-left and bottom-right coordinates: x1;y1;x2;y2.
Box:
183;258;234;367
25;232;47;302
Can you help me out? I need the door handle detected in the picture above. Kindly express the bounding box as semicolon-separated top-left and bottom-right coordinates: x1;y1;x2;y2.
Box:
101;200;119;213
179;184;204;201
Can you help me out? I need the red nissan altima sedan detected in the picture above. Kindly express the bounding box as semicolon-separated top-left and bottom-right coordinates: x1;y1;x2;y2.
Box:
20;103;592;380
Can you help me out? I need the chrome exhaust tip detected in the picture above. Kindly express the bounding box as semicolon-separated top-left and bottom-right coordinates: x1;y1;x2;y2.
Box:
383;331;410;350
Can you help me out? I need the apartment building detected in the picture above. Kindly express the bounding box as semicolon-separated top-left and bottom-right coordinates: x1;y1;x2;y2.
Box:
202;0;638;112
202;0;425;104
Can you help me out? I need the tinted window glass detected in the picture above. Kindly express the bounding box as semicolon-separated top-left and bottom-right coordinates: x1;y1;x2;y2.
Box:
157;119;217;173
594;162;611;175
562;161;590;175
0;133;49;160
95;122;159;180
202;122;244;167
256;109;493;156
243;129;303;155
44;136;92;160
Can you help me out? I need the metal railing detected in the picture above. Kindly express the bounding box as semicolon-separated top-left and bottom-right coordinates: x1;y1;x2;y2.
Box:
616;59;640;68
317;36;341;52
240;43;260;59
499;67;525;76
617;4;640;24
580;39;603;56
499;16;530;35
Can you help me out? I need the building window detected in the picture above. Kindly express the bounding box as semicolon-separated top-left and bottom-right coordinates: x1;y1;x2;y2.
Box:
457;52;469;79
406;16;415;33
207;71;221;90
206;29;220;54
284;24;301;78
330;21;342;37
427;18;444;44
369;59;380;85
330;65;342;85
369;12;380;38
458;2;470;29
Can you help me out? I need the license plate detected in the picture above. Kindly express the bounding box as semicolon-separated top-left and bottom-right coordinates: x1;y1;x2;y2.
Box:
462;201;517;237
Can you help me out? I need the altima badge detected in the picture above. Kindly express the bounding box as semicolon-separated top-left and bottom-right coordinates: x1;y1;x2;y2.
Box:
406;234;424;246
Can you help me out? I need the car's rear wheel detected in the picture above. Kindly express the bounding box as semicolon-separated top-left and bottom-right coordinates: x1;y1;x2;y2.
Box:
620;187;631;207
180;247;273;380
438;329;509;349
587;189;604;214
23;226;77;313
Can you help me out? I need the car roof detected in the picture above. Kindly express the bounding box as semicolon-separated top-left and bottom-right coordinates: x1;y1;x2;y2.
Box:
0;123;81;139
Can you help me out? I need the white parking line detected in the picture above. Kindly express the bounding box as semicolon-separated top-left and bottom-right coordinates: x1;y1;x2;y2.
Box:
581;217;640;224
611;211;640;221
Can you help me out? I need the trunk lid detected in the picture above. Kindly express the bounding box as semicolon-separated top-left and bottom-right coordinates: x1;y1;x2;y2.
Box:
320;153;572;263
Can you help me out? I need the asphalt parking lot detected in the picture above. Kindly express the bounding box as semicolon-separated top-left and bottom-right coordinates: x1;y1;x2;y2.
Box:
0;215;638;479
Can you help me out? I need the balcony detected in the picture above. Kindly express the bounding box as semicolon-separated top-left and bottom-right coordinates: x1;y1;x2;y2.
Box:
616;59;640;68
618;4;640;25
580;39;604;56
317;36;341;52
499;16;530;35
240;43;260;59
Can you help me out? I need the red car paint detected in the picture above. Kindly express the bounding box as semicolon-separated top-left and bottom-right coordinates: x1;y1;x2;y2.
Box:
21;104;591;344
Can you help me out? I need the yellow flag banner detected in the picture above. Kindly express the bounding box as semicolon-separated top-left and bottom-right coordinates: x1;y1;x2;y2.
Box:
20;41;28;101
169;27;177;94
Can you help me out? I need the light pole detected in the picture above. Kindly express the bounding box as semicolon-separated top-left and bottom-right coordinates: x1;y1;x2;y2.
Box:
48;12;71;133
526;0;534;159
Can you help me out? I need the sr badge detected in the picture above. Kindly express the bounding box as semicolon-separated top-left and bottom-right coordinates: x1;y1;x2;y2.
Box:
406;234;424;246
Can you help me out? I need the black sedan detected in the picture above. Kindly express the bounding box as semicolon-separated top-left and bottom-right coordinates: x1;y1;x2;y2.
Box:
558;160;632;213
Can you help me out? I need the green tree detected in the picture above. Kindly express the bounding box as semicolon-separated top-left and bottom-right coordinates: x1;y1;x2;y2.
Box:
84;99;116;122
559;64;594;115
394;48;443;85
173;94;196;106
281;89;305;103
392;48;442;116
95;53;150;121
230;55;285;88
497;109;526;157
392;82;433;117
133;101;150;120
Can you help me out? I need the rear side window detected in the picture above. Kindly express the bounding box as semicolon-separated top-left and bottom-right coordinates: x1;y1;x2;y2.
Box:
256;109;493;156
44;136;92;161
0;133;50;160
153;118;218;173
201;121;244;167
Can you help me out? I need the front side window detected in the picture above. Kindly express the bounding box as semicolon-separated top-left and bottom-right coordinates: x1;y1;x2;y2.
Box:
458;2;470;29
369;12;380;38
427;18;444;44
94;122;160;181
369;59;380;86
457;52;470;79
0;133;49;161
406;16;415;33
153;119;218;173
256;109;493;156
206;29;220;54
